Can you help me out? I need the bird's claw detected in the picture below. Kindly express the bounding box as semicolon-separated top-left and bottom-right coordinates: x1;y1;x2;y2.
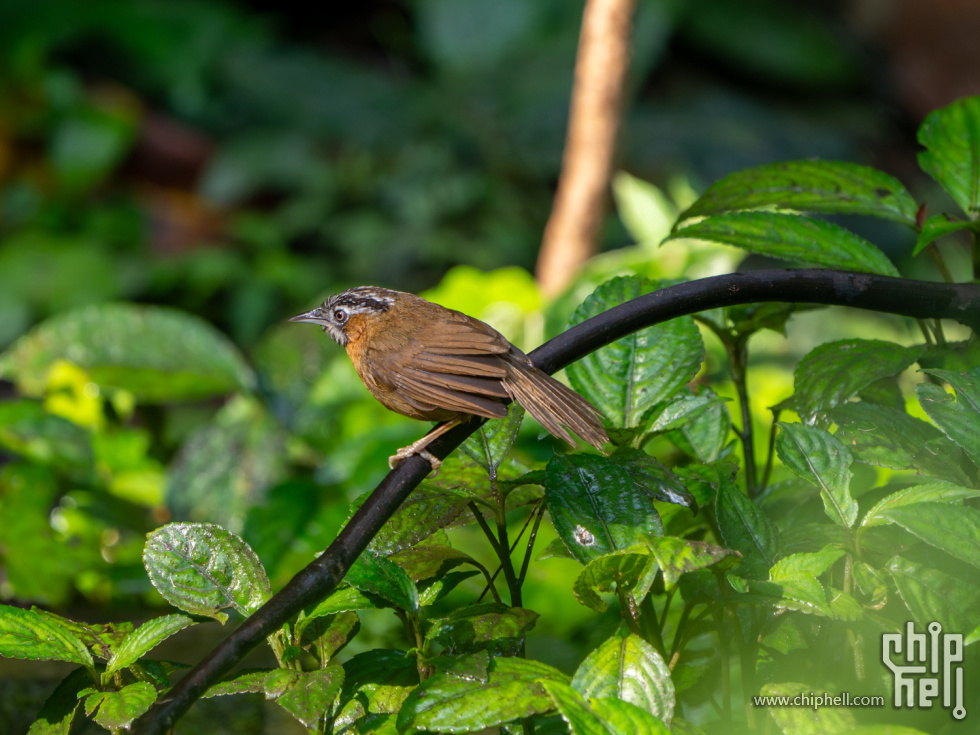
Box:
388;448;442;476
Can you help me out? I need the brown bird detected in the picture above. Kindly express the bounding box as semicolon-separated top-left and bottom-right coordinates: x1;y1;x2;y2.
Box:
290;286;608;472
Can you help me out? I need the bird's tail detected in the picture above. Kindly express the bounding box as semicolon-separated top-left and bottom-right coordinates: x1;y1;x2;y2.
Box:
505;363;608;452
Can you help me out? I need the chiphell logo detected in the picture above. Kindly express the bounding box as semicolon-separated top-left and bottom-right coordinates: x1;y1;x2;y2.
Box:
882;622;965;721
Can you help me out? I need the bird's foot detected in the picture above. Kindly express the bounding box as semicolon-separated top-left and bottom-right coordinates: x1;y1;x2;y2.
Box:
388;447;442;476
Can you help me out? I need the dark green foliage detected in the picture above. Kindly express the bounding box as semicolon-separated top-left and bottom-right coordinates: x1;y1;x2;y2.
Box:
1;10;978;729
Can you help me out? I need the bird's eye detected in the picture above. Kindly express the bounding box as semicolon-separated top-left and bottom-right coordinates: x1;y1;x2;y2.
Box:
333;309;348;323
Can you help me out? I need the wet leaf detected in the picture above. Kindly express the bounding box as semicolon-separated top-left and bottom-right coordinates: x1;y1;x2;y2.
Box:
143;522;272;622
776;423;857;528
571;634;675;725
566;276;703;429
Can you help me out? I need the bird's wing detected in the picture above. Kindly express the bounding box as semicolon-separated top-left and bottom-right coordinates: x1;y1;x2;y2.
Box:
368;312;514;419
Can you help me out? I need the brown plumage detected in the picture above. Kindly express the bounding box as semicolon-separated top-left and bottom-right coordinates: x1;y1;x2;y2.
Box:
290;286;608;471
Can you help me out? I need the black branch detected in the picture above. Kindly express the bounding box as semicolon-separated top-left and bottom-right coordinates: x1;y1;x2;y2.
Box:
133;268;979;734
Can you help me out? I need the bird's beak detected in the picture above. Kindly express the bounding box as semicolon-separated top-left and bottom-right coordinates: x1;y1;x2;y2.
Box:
289;307;328;325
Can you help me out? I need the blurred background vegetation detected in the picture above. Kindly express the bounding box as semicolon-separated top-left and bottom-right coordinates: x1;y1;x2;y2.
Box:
1;0;978;730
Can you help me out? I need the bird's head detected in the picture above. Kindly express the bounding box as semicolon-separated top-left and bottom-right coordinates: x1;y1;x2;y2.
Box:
289;286;397;346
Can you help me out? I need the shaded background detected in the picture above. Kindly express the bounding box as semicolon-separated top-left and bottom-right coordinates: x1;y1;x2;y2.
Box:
2;0;978;348
1;0;979;732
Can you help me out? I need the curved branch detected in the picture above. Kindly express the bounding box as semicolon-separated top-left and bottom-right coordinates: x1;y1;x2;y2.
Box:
133;269;979;734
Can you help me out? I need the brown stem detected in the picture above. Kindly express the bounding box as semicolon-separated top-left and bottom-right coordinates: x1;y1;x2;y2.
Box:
536;0;636;296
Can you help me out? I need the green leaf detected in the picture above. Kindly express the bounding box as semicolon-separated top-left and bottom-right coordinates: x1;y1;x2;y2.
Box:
0;303;255;401
543;680;671;735
879;503;980;570
588;697;672;734
728;576;835;618
758;682;857;734
418;570;479;607
104;614;195;681
861;481;980;529
27;667;90;735
546;453;684;564
460;404;526;471
339;649;418;718
84;681;156;731
664;388;732;463
346;550;420;612
613;171;677;244
769;546;844;582
396;656;568;733
28;609;130;659
143;522;272;623
647;393;729;434
571;634;675;725
918;367;980;466
669;212;900;276
204;669;301;699
427;604;539;656
296;610;360;664
0;605;94;677
540;681;610;735
828;402;973;485
573;551;658;613
675;160;918;226
917;95;980;219
0;401;93;472
304;585;381;618
791;340;919;420
887;548;980;634
388;544;477;584
429;650;491;684
714;473;780;579
843;726;931;735
345;485;470;556
776;423;857;528
167;395;286;531
913;214;980;256
276;666;345;729
566;276;704;428
645;537;741;589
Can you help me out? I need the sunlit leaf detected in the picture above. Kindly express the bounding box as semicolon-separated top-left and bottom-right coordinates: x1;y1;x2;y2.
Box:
571;634;674;725
566;276;704;429
776;423;857;528
669;212;899;276
347;551;420;612
791;340;919;420
143;523;272;623
918;95;980;219
0;605;94;677
879;503;980;570
676;160;917;226
759;682;857;734
396;656;568;732
918;367;980;466
104;614;195;681
84;681;156;731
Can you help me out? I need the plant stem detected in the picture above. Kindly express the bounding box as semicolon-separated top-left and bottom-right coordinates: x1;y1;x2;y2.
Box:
517;501;546;587
468;502;522;607
759;409;780;492
619;590;644;638
728;337;759;497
